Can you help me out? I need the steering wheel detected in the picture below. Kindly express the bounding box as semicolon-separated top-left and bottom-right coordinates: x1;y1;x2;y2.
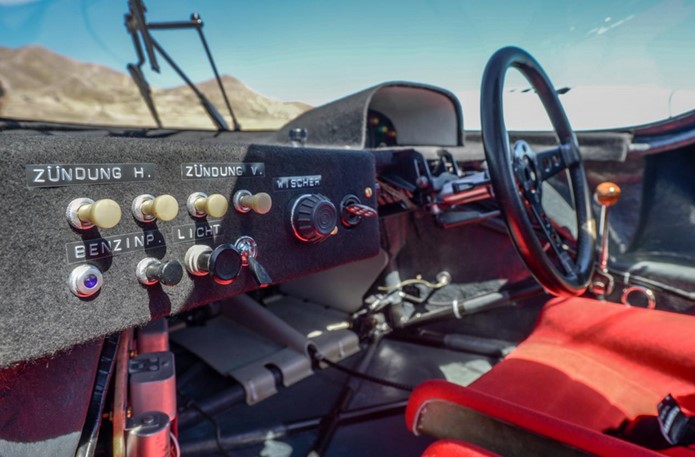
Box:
481;47;595;296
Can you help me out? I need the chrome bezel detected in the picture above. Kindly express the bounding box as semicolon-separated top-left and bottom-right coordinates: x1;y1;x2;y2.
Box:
131;194;156;223
136;257;160;286
234;236;258;266
184;244;212;276
233;189;252;213
187;192;208;218
68;264;103;298
66;197;96;230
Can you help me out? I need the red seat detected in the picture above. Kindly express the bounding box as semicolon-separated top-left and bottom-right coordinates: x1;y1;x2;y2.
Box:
407;297;695;456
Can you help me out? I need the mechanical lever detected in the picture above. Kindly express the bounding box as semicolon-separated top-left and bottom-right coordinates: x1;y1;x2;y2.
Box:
590;181;621;297
344;203;377;218
436;171;492;206
247;256;272;288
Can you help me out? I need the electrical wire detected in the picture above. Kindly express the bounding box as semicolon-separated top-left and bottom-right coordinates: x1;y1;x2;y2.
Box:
170;431;181;457
312;352;414;392
185;401;233;457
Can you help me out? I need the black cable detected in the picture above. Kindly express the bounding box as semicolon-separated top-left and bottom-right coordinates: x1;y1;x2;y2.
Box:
312;352;414;392
185;401;233;457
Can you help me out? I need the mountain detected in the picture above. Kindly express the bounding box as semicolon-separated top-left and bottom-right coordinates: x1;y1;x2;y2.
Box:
0;46;311;130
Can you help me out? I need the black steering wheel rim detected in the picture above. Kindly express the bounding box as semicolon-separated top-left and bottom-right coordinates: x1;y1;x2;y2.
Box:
481;46;595;296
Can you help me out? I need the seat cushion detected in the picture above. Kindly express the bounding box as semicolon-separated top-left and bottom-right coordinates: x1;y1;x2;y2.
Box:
469;296;695;433
408;297;695;456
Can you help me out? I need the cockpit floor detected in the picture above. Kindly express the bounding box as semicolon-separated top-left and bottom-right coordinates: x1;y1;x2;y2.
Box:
178;338;499;456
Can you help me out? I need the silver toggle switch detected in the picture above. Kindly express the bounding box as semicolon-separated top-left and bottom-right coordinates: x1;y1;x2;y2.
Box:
234;236;272;287
69;264;103;298
234;236;258;266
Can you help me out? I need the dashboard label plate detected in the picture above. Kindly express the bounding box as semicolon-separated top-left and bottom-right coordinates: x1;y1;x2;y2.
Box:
181;163;265;179
172;220;223;243
273;175;322;191
27;163;155;188
66;230;166;263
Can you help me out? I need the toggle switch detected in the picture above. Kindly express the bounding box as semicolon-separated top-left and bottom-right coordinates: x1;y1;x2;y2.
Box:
247;256;272;287
184;244;243;285
187;192;229;218
67;198;122;230
69;264;103;298
235;236;272;287
136;258;184;286
233;190;272;215
340;194;377;228
132;194;179;223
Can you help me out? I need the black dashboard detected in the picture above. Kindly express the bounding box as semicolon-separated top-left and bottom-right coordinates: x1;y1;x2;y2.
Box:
0;137;379;366
0;80;644;368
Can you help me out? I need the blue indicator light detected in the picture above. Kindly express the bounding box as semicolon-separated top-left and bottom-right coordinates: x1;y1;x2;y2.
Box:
84;274;98;289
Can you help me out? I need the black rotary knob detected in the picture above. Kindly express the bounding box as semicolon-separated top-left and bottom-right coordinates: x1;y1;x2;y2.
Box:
291;194;338;243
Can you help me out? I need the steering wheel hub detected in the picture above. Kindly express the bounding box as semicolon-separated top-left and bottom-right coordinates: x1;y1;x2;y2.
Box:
513;140;542;196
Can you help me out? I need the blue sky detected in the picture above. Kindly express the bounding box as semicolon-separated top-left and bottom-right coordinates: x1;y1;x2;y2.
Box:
1;0;694;105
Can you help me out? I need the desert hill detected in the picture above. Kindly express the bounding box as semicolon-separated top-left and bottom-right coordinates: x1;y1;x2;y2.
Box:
0;46;311;130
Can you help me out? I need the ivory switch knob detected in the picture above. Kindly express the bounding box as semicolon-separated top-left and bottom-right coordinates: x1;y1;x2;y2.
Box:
233;190;272;215
68;198;122;229
134;194;179;222
595;182;621;207
193;193;229;218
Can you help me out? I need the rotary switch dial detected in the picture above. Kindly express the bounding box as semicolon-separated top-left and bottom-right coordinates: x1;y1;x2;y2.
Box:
291;194;338;243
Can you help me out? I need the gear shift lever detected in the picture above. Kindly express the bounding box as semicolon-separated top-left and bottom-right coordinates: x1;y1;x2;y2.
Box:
591;182;621;297
595;182;621;272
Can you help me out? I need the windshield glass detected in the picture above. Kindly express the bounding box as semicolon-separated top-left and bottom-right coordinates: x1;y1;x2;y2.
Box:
1;0;693;130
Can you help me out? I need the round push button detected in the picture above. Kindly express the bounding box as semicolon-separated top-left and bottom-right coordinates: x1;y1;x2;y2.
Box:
69;264;103;298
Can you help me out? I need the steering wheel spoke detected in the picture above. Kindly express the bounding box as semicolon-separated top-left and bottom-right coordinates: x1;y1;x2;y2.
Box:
535;144;572;181
526;195;577;278
513;141;576;186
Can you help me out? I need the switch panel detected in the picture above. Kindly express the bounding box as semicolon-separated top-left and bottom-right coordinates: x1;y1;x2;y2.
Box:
1;137;379;367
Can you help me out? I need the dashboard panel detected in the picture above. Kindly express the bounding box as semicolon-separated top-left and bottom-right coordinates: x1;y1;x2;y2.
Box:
0;135;379;366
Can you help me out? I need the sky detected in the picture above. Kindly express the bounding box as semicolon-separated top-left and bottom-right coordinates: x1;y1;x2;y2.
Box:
1;0;694;106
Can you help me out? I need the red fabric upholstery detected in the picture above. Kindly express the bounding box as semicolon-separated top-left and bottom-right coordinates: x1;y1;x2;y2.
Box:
408;297;695;456
407;379;664;457
422;440;502;457
470;297;695;433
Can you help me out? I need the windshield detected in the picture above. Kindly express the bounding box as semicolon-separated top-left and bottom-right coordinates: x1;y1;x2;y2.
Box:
1;0;694;130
